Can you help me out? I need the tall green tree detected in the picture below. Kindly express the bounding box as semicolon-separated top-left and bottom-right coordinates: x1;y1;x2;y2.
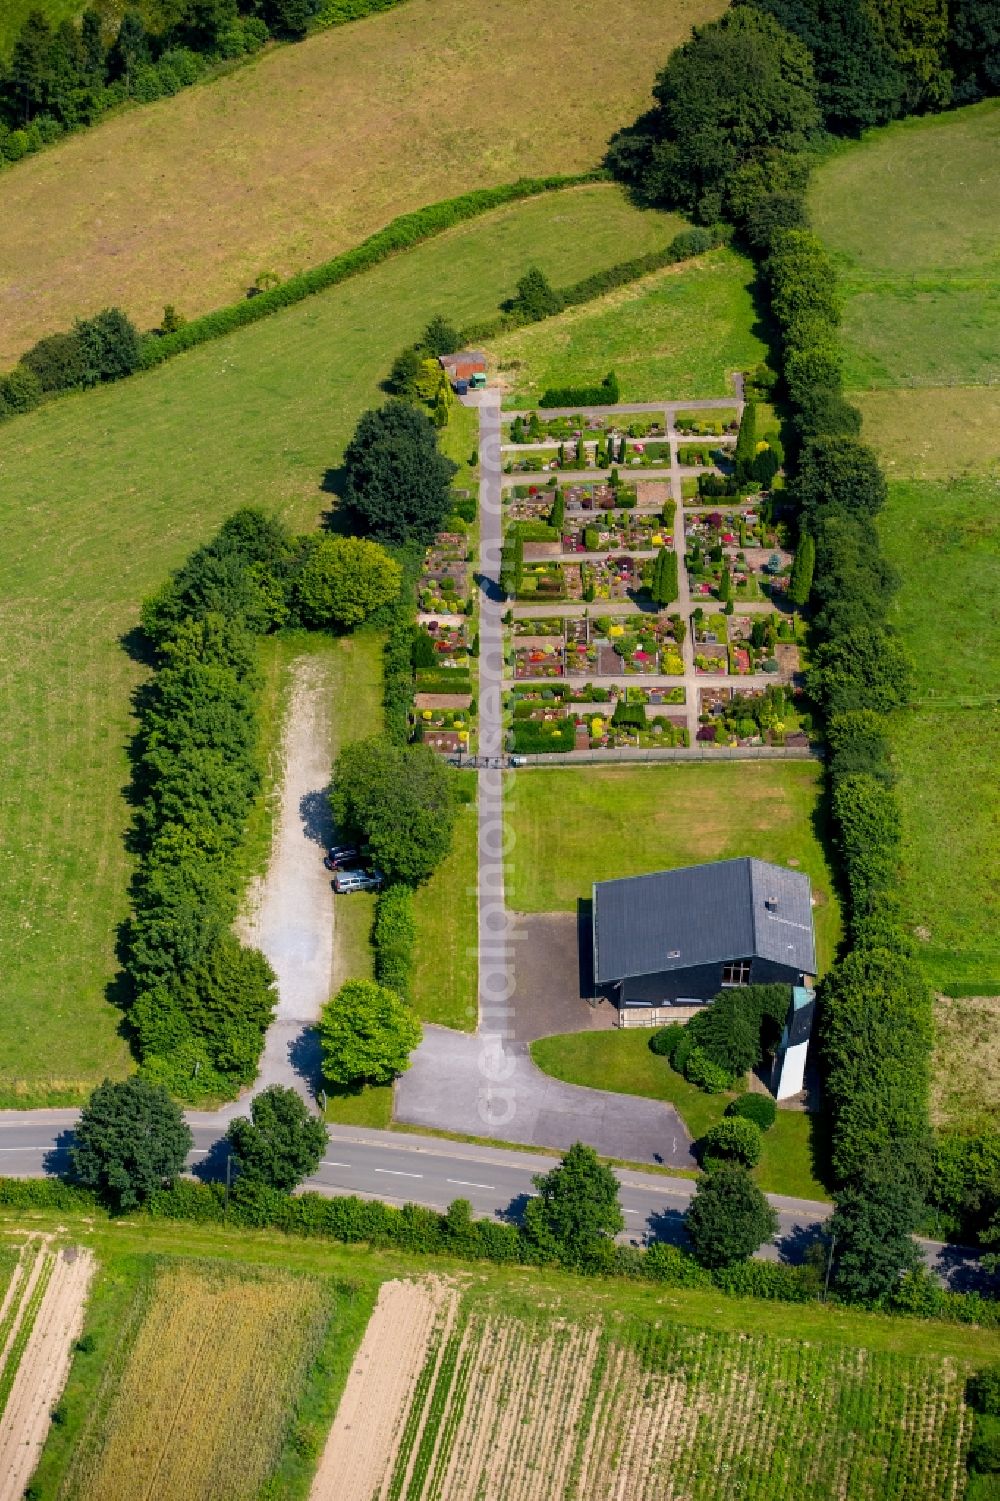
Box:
787;529;815;606
606;8;820;222
523;1143;624;1266
819;948;933;1184
6;10;55;123
684;1164;778;1267
294;535;401;630
320;979;422;1087
108;9;148;94
510;266;564;320
225;1085;327;1192
826;1176;923;1301
71;1077;192;1211
743;0;904;130
331;738;458;884
342;402;457;545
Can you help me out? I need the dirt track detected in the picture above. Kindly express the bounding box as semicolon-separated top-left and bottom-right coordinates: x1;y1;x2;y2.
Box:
0;1246;94;1501
309;1278;456;1501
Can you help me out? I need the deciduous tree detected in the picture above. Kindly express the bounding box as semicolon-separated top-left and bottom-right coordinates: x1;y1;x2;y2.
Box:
294;535;401;630
331;738;457;884
684;1164;778;1267
320;979;422;1087
226;1085;327;1191
523;1143;624;1266
71;1076;192;1210
342;402;457;545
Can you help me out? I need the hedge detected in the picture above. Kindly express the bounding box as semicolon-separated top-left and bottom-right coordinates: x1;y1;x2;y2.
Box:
2;1173;996;1326
372;884;416;999
539;372;620;408
140;176;602;370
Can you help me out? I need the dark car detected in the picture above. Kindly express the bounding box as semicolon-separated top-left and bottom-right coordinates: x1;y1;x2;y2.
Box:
324;844;359;871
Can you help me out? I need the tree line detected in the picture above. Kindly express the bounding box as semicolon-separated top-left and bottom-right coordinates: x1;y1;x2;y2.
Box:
606;0;999;1299
129;507;401;1098
0;0;408;165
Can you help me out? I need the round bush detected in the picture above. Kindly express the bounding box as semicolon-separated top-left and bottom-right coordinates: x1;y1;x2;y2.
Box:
726;1092;777;1131
970;1365;1000;1417
683;1044;734;1095
700;1117;763;1168
649;1023;685;1061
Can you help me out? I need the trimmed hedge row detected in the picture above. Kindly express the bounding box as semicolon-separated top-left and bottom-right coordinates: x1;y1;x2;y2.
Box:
372;884;416;999
139;175;602;369
1;1173;996;1327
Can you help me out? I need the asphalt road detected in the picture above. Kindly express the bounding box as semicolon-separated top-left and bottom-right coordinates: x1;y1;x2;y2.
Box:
0;1112;988;1290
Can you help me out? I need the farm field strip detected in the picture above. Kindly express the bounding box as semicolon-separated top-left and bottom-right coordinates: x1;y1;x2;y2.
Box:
315;1296;972;1501
0;1246;94;1501
62;1261;331;1500
309;1277;458;1501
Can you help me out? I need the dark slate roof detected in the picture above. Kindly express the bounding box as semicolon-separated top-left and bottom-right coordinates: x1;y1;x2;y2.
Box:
592;858;816;984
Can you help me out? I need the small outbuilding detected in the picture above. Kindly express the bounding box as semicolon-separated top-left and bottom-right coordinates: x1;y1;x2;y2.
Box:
439;350;487;389
592;857;816;1019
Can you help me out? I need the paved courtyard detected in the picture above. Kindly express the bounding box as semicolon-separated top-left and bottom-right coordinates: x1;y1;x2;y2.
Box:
394;1026;696;1169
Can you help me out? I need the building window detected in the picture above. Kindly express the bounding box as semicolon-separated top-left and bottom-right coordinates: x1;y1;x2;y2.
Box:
721;960;751;986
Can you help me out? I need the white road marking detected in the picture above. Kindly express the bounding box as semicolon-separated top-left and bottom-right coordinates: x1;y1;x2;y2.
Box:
623;1209;641;1216
447;1179;496;1190
321;1161;353;1168
375;1168;423;1179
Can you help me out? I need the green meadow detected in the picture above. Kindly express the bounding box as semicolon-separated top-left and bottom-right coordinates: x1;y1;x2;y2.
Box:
0;184;675;1100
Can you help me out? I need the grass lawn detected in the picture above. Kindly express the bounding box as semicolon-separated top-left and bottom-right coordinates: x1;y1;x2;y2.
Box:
411;773;478;1031
810;101;1000;389
0;0;81;55
856;386;1000;482
0;0;724;363
0;185;682;1100
530;1031;830;1199
491;248;766;404
932;995;1000;1132
879;475;1000;995
505;763;841;973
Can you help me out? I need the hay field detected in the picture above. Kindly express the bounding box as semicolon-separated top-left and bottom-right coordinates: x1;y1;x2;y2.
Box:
0;184;671;1101
60;1260;331;1500
312;1283;971;1500
0;0;724;362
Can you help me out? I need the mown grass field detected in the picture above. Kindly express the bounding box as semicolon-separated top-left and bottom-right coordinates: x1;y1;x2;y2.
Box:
531;1030;829;1199
879;474;1000;995
491;247;766;404
0;184;679;1100
810;100;1000;389
0;0;724;362
505;764;841;972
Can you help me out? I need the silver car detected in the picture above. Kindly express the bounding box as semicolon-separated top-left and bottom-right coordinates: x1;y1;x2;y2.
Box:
333;869;384;893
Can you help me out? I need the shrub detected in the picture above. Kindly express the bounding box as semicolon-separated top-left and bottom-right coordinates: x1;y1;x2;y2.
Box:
971;1366;1000;1417
701;1117;763;1167
969;1415;1000;1475
649;1023;685;1060
331;737;458;884
726;1092;777;1130
539;372;619;408
685;1164;779;1268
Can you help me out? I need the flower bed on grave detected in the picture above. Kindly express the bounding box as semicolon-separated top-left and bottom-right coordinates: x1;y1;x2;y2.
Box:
418;533;471;613
513;641;564;679
560;481;638;513
510;702;579;753
506;485;557;520
674;410;739;436
515;562;569;601
506;413;610;444
513;617;563;637
580;554;640;602
413;703;473;755
567;512;666;554
697;683;810;747
623;440;673;468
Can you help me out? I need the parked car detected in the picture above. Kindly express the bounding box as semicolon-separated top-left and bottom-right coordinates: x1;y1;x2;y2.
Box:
324;844;359;870
333;869;384;893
